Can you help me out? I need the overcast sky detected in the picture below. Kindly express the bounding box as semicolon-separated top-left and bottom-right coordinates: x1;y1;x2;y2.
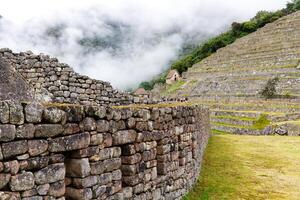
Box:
0;0;288;90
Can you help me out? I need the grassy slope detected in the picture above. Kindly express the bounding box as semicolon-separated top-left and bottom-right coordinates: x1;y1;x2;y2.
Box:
183;135;300;200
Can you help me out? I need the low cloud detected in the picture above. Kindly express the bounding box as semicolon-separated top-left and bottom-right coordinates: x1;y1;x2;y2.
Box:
0;0;287;90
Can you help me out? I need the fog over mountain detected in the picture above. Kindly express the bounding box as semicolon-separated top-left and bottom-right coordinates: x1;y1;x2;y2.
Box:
0;0;287;90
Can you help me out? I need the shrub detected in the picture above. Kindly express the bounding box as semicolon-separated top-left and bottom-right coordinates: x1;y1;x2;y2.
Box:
259;77;279;99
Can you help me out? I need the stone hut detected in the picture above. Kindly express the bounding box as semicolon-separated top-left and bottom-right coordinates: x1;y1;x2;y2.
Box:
166;69;181;85
134;88;149;98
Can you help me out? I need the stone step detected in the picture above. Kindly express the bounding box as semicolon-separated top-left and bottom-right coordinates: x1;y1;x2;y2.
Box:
211;122;263;135
210;116;255;126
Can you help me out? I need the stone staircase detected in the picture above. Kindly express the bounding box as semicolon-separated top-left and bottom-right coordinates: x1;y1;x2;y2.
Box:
195;99;300;136
174;11;300;136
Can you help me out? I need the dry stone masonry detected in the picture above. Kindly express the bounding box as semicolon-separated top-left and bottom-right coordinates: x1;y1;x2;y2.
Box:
0;49;133;105
0;101;210;200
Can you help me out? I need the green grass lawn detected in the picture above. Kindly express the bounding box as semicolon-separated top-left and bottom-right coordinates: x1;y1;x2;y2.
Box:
183;135;300;200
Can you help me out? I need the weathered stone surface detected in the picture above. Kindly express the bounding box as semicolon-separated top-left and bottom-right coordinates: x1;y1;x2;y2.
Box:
90;133;103;146
95;106;107;119
28;140;48;156
10;172;34;191
49;133;90;152
48;181;65;197
22;188;38;197
43;107;66;124
122;153;141;164
98;172;112;185
91;147;121;161
37;184;50;195
80;117;96;131
24;103;43;123
9;102;24;125
65;158;91;178
65;187;92;200
0;101;9;123
70;146;99;159
25;157;49;170
0;191;20;200
0;125;16;142
34;163;65;185
16;124;35;139
90;158;121;175
0;173;11;189
35;124;64;138
2;140;28;158
72;175;98;188
113;130;137;145
92;185;106;198
63;123;80;135
4;160;19;175
96;120;109;132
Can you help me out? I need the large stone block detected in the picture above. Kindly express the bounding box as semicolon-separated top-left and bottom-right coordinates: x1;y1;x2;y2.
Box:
35;124;64;138
49;132;90;152
80;117;96;131
66;187;92;200
2;140;28;159
0;173;11;189
28;140;48;156
96;120;109;132
113;130;137;145
9;102;24;125
24;102;43;123
72;175;98;188
65;158;91;178
16;124;35;139
43;107;66;124
48;180;65;197
0;124;16;142
34;163;65;185
90;158;121;175
9;172;34;191
0;101;9;123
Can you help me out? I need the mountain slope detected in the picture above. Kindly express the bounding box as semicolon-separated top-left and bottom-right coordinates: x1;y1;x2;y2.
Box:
179;11;300;99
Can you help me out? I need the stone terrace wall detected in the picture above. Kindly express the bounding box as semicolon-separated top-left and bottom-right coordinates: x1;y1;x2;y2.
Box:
0;101;210;200
0;48;133;106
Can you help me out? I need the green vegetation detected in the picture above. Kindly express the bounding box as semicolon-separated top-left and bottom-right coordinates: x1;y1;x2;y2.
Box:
139;1;300;90
259;77;279;99
171;1;300;74
183;135;300;200
212;114;270;130
253;114;271;129
212;115;256;121
161;80;186;96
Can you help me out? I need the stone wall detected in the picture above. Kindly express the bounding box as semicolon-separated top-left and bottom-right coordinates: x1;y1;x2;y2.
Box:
0;49;133;106
0;101;210;200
